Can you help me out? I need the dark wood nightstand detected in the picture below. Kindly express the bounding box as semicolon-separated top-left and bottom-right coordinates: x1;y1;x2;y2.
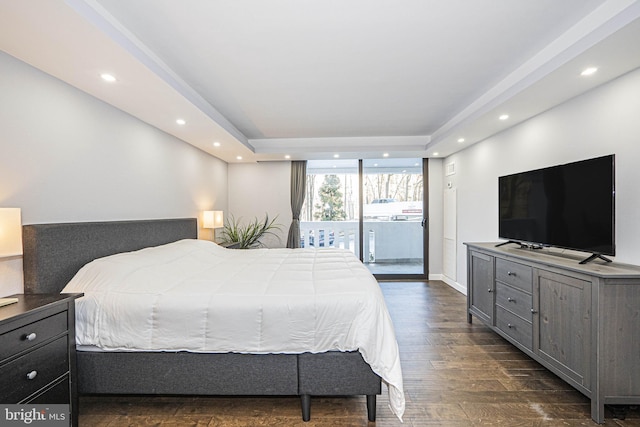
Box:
219;241;241;249
0;293;83;426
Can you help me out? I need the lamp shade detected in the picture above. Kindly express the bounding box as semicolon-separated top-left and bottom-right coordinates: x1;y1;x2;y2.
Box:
0;208;22;257
203;210;224;229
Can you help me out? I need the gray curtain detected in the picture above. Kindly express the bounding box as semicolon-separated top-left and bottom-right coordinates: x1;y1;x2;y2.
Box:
286;160;307;248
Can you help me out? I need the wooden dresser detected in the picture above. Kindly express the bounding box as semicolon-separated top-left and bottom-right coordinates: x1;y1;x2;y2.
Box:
0;293;82;426
465;242;640;424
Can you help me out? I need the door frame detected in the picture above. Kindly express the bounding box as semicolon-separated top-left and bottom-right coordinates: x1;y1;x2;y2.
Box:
361;158;429;280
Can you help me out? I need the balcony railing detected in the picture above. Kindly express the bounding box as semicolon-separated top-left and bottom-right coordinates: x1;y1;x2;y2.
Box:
300;220;422;263
300;221;359;254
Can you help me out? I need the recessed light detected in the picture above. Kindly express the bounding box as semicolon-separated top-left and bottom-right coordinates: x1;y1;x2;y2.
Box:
457;138;465;143
432;152;439;156
383;153;389;157
284;155;291;159
581;67;598;76
100;73;116;82
176;119;186;125
499;114;509;121
333;154;340;158
212;142;221;147
236;156;242;160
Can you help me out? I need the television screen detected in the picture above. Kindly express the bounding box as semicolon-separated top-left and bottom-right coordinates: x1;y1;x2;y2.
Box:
498;155;615;257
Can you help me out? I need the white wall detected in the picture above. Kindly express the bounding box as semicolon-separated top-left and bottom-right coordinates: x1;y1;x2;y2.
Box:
0;51;228;296
227;162;292;248
444;67;640;290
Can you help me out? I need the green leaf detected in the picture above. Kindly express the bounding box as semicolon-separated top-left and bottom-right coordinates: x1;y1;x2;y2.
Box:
220;213;282;249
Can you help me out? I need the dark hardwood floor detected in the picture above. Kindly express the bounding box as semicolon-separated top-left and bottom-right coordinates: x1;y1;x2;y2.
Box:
78;281;640;426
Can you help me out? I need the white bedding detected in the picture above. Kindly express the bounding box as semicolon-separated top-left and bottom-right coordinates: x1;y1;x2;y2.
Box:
62;239;404;419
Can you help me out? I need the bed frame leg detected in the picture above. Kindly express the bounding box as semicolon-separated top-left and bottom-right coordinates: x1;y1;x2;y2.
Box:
301;394;311;421
366;394;376;422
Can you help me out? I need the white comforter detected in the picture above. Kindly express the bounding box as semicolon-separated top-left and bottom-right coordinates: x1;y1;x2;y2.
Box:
62;239;404;418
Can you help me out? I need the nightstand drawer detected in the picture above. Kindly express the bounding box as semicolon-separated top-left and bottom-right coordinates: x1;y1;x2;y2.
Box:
0;336;68;403
0;311;67;362
26;375;70;404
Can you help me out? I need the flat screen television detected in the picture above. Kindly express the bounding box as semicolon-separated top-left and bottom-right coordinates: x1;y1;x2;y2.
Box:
498;154;615;264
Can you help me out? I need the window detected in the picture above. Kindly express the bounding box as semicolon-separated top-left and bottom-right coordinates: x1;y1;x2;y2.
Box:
301;160;358;252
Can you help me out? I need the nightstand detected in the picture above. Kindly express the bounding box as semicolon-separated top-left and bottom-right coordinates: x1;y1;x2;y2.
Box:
219;241;241;249
0;293;83;426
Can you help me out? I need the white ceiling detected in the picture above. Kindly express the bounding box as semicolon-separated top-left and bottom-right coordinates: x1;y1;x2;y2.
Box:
1;0;640;163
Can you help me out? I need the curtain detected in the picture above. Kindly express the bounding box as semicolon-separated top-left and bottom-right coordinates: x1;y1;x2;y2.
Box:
286;160;307;248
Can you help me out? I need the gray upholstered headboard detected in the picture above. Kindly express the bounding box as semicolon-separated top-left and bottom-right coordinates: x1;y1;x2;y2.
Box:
22;218;197;294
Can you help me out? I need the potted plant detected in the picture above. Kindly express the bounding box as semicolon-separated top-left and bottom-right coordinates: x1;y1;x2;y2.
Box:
220;213;282;249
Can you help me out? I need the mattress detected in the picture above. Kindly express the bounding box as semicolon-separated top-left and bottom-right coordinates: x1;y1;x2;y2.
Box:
61;239;404;418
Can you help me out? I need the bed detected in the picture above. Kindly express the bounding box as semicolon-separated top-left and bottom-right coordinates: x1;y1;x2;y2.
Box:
22;218;404;421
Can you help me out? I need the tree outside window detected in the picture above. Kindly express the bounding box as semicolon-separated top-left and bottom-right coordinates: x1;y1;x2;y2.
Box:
314;175;346;221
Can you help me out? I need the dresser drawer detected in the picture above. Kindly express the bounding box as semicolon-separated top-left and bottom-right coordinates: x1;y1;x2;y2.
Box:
0;336;69;403
496;306;532;351
495;282;533;322
496;258;532;293
0;311;67;362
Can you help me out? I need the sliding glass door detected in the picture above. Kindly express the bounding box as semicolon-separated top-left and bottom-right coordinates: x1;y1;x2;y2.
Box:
302;158;427;278
362;158;426;277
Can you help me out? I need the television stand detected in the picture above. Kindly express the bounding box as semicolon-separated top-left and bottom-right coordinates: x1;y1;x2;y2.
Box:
580;253;613;265
465;242;640;424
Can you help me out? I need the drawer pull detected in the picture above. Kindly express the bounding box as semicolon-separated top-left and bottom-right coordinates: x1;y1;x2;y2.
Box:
507;297;515;302
487;288;493;293
26;370;38;380
507;324;513;329
25;332;37;341
531;309;538;314
507;271;516;276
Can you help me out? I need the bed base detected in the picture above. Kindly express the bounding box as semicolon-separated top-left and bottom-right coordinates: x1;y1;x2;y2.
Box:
22;218;382;421
77;350;380;422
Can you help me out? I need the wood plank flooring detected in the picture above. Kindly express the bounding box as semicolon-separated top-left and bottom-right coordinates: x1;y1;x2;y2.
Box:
78;281;640;426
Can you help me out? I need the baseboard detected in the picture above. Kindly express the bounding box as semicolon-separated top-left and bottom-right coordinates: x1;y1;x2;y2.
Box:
429;273;466;295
